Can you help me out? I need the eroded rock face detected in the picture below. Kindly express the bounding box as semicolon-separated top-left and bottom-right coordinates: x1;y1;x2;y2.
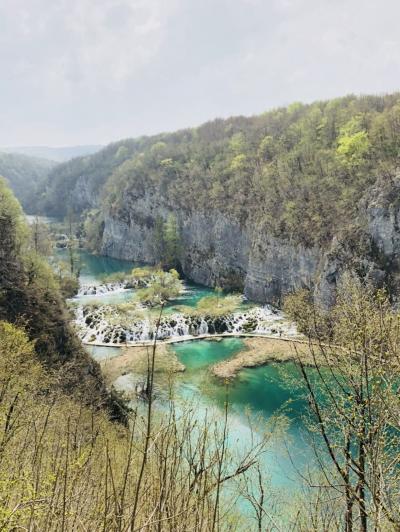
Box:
367;206;400;256
244;226;320;305
100;196;322;305
92;176;400;307
180;212;250;290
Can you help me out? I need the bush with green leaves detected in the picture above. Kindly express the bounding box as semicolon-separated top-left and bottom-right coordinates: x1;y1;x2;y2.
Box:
136;268;183;307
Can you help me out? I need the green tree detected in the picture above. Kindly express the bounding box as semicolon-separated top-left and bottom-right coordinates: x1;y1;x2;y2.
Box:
115;144;129;160
84;209;104;252
30;216;52;256
136;269;182;307
337;117;370;169
288;274;400;531
163;214;181;269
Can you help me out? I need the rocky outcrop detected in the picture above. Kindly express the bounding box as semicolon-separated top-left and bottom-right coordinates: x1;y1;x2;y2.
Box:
101;194;322;305
180;212;250;290
96;177;400;308
244;227;320;305
73;174;100;212
314;177;400;307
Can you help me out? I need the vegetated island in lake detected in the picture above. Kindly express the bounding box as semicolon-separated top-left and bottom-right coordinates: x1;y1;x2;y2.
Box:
100;336;316;387
211;336;314;379
100;342;185;387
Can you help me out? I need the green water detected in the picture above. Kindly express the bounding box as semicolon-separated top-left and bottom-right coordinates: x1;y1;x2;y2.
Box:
167;282;218;310
172;339;313;489
56;249;137;285
167;282;252;315
68;250;313;492
57;249;227;310
173;337;244;370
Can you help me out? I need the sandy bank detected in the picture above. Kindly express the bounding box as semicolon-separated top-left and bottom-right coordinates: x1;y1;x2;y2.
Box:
100;343;185;384
211;337;314;379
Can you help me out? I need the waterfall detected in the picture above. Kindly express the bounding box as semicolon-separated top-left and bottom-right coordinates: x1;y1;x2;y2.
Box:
75;304;297;345
199;318;208;335
77;282;127;296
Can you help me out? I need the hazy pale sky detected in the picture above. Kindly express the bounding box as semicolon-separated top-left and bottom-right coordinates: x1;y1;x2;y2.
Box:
1;0;400;146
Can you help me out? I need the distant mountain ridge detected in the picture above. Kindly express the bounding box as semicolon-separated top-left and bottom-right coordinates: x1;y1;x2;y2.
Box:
0;144;103;162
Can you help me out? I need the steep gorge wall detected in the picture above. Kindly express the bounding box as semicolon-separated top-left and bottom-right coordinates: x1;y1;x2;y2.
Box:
36;94;400;306
99;191;322;305
98;180;400;307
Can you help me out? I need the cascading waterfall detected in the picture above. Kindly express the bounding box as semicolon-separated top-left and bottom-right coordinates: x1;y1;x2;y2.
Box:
77;278;149;296
78;283;128;296
75;304;297;345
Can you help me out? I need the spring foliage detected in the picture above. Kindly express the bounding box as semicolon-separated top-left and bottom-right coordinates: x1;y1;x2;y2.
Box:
285;275;400;530
0;319;278;530
0;179;119;414
38;93;400;249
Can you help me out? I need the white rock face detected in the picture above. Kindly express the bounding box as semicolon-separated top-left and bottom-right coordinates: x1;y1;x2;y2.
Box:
101;199;321;306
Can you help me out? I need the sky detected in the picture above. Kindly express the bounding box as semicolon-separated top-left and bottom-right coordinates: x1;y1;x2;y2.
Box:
1;0;400;147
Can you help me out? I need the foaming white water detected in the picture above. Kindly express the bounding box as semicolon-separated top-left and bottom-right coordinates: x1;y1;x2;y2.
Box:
75;304;297;345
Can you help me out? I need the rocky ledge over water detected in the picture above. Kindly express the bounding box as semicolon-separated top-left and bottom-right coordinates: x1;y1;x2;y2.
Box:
99;182;400;308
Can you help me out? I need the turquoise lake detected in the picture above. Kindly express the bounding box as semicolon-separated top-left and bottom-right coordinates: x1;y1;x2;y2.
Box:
56;248;218;309
171;339;313;489
59;250;316;494
56;249;136;285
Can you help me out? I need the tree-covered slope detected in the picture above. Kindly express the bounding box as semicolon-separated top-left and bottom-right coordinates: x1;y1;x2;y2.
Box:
0;181;268;531
0;178;122;415
0;151;56;212
36;93;400;305
39;93;400;245
38;138;158;216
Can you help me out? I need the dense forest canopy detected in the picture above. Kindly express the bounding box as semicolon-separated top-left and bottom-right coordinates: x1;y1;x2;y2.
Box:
0;151;56;212
38;93;400;247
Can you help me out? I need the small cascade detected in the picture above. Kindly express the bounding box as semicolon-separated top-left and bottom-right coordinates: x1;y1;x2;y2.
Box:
77;282;128;296
198;318;208;335
77;278;151;297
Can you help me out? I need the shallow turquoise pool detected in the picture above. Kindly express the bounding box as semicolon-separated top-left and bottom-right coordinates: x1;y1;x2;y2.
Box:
171;339;313;488
56;249;137;284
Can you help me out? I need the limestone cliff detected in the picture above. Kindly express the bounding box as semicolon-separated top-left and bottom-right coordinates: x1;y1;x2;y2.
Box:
33;94;400;306
97;175;400;308
100;191;322;305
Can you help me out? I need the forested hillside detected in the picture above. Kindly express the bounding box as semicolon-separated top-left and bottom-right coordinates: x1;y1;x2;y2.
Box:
39;94;400;243
0;178;122;414
0;151;56;212
36;93;400;306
